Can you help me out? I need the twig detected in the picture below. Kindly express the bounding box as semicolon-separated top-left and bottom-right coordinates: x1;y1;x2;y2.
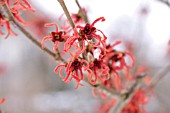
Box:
57;0;75;29
0;2;66;63
149;63;170;89
75;0;89;23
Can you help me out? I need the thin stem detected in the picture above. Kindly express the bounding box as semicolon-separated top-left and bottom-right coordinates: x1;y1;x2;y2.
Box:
57;0;75;29
0;2;66;63
149;63;170;89
75;0;89;23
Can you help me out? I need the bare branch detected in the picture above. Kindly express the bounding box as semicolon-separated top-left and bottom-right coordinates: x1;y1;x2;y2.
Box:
149;63;170;89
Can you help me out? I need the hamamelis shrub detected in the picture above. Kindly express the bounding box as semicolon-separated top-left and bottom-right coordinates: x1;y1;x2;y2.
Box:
1;0;169;113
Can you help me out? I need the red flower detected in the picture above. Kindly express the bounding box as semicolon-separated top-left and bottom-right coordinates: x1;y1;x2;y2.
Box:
41;23;69;52
54;58;92;89
5;21;18;39
71;8;86;24
12;9;28;25
64;17;107;57
89;58;110;85
13;0;35;12
64;28;86;58
104;42;135;74
9;0;35;25
0;13;18;38
97;41;135;89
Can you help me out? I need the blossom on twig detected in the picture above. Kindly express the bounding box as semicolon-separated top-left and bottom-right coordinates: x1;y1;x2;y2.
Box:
64;17;107;57
41;23;70;52
54;58;92;89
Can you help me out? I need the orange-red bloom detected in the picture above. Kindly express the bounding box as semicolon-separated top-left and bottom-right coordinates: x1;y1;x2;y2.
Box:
41;23;69;52
64;17;107;57
54;58;92;89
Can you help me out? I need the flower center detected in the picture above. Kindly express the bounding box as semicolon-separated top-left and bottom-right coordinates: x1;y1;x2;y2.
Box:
51;31;65;42
111;52;125;62
84;24;91;35
93;59;101;69
71;59;82;70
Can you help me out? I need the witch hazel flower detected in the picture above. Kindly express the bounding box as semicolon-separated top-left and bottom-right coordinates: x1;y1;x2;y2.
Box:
54;58;92;89
0;13;18;38
1;0;34;38
104;41;135;74
64;28;86;58
93;41;134;90
9;0;35;25
64;17;107;57
89;58;110;85
13;0;35;11
71;8;86;24
41;23;70;52
5;21;18;38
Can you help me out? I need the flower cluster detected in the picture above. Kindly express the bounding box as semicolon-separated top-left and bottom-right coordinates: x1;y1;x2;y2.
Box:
71;8;86;24
0;0;34;38
0;12;17;38
0;1;155;113
54;58;91;89
42;16;135;89
9;0;35;25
